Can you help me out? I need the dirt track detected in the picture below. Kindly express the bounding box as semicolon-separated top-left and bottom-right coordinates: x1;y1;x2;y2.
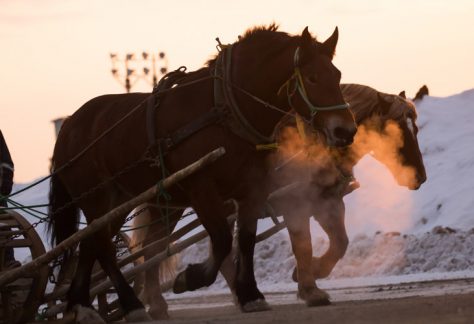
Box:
158;278;474;323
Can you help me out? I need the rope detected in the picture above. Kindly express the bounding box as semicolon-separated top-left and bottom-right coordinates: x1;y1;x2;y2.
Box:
3;198;48;220
155;143;174;256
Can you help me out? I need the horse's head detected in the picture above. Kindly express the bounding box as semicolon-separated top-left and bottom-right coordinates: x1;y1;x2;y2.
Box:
282;27;356;147
368;92;427;190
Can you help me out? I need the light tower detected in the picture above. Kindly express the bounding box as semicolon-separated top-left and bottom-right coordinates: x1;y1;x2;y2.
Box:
110;51;168;92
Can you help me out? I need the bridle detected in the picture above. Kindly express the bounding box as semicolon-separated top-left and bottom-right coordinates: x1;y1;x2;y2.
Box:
278;47;350;125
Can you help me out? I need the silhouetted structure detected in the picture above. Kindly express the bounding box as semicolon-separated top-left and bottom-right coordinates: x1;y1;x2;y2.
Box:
110;52;168;93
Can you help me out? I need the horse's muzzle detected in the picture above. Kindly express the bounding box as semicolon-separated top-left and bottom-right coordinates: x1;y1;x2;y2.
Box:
327;125;357;147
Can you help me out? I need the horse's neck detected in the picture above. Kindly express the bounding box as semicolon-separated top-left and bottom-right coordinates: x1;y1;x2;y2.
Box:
231;43;295;139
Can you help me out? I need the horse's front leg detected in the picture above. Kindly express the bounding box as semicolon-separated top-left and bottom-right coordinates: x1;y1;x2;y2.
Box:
173;178;232;293
234;196;271;312
312;199;348;279
285;212;330;306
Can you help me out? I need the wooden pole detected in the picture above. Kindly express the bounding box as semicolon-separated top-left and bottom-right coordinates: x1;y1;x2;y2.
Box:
0;147;226;287
44;216;203;301
43;215;236;317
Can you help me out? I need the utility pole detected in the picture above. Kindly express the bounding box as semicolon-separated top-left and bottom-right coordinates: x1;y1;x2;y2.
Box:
110;51;168;93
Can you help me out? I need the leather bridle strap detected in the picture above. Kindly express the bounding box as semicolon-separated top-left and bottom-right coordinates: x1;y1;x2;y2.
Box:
279;47;350;124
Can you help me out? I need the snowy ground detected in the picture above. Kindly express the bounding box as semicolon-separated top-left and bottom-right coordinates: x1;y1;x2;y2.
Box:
6;88;474;293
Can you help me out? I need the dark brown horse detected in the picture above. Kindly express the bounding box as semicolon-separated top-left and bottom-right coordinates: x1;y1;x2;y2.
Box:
131;84;427;315
48;25;356;320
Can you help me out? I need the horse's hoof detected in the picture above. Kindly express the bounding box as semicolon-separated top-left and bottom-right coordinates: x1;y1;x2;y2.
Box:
298;287;331;307
125;308;153;322
173;271;187;294
73;305;105;324
241;298;271;313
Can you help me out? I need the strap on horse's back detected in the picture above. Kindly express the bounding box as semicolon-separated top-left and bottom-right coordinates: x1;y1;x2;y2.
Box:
145;67;225;164
146;67;189;149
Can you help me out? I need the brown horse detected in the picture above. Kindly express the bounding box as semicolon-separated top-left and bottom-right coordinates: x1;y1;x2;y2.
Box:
131;84;426;314
261;83;427;306
47;24;356;320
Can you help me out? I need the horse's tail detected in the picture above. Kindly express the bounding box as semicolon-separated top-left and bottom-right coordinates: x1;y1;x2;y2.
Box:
131;206;179;285
47;171;80;256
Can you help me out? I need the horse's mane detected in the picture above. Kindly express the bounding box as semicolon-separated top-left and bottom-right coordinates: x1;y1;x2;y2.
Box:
206;23;302;67
341;83;418;124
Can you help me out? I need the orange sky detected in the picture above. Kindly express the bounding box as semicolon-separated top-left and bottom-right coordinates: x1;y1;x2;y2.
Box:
1;0;473;182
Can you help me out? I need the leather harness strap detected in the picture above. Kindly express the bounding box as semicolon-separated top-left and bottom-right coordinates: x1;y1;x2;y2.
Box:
145;73;225;162
214;45;275;145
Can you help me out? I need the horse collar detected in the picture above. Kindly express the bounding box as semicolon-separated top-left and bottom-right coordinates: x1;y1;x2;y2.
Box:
214;45;275;145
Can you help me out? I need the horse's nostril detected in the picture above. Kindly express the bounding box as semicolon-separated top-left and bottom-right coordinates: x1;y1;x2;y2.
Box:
417;173;427;185
334;126;356;142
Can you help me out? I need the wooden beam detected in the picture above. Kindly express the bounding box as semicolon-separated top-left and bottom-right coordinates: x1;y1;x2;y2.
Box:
0;147;226;287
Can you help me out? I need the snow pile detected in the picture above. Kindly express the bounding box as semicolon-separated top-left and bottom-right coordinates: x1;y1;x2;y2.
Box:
338;89;474;237
329;227;474;278
7;88;474;289
176;225;474;291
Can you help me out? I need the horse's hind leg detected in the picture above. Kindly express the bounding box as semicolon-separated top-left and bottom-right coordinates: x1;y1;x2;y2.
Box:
173;179;232;294
285;211;330;307
66;238;97;309
312;200;348;279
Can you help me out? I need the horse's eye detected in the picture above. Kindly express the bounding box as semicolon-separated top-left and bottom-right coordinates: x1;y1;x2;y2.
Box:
306;75;318;84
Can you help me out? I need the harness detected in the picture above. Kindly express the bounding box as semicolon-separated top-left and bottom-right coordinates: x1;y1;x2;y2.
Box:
145;68;225;160
214;45;275;145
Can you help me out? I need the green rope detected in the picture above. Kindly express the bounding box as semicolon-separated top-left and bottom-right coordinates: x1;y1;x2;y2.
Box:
3;199;48;221
0;202;49;212
156;144;174;256
6;175;53;199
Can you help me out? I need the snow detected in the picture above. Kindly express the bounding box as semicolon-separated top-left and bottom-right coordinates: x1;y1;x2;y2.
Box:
7;88;474;292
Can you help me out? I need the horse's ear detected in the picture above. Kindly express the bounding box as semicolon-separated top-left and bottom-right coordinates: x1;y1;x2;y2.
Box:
301;26;312;45
413;85;429;101
300;26;313;50
398;90;406;99
377;93;392;115
298;27;313;66
321;27;339;58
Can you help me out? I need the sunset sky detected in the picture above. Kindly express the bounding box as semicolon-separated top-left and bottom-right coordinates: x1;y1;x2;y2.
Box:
1;0;473;182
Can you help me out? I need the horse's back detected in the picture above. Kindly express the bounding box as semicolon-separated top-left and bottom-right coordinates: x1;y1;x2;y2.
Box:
54;93;150;164
67;92;149;134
